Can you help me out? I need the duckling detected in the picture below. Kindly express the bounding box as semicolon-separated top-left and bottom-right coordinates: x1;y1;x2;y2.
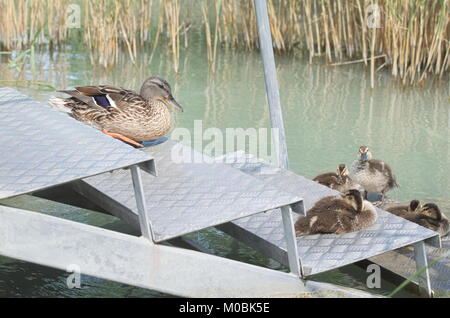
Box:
49;76;183;148
414;203;449;237
386;200;421;218
295;189;378;236
313;164;353;193
349;146;398;201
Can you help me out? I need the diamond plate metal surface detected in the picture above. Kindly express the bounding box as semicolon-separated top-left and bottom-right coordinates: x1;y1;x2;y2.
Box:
370;239;450;293
0;87;153;199
215;152;439;276
81;140;303;242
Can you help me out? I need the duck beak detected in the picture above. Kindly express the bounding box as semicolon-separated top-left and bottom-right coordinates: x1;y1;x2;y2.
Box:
167;96;183;112
361;153;367;161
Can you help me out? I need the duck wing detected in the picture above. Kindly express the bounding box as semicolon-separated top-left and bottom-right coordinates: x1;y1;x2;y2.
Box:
313;172;342;188
60;85;143;111
368;159;399;188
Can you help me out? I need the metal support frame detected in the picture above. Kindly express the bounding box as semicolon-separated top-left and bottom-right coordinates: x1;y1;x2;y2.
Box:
413;241;433;298
130;165;154;241
281;205;302;277
254;0;289;170
0;205;314;298
254;0;302;277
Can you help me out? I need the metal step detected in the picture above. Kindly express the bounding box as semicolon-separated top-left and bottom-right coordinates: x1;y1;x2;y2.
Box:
0;87;155;200
77;140;303;243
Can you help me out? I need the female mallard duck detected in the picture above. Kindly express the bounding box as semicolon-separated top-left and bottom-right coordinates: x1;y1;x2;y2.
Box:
349;146;398;201
49;76;183;148
386;200;420;218
295;189;378;236
313;164;353;193
388;201;449;237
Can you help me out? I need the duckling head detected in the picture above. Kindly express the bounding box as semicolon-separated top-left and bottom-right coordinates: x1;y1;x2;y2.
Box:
140;76;183;112
420;203;443;221
358;146;373;161
337;164;349;177
343;189;363;212
408;200;421;213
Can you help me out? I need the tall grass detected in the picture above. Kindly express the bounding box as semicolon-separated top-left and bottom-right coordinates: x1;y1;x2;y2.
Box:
210;0;450;86
0;0;448;85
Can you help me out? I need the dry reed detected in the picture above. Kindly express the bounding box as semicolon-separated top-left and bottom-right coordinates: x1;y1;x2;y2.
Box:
0;0;448;85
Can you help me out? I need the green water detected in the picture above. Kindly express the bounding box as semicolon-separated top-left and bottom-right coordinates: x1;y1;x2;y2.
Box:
0;41;449;297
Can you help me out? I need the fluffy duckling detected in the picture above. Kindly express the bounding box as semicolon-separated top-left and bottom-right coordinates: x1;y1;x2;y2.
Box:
313;164;353;193
349;146;398;201
386;200;421;218
295;189;378;236
414;203;449;237
387;201;449;237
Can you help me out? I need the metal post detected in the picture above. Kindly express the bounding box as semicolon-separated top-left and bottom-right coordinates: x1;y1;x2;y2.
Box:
254;0;289;170
130;165;154;240
413;241;433;298
281;205;302;277
254;0;301;276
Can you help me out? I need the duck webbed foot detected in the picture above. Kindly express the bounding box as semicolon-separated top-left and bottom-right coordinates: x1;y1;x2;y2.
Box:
102;129;144;148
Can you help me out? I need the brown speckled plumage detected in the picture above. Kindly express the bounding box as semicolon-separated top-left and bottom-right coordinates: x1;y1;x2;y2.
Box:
350;146;398;200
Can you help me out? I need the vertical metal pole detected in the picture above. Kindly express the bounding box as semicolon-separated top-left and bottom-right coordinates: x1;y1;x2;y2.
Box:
130;165;154;241
413;241;433;298
254;0;289;170
254;0;300;277
281;205;302;277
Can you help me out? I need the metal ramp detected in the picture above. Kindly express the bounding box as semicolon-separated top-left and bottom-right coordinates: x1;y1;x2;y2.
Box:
72;140;440;296
0;87;155;199
0;87;313;297
0;87;442;297
215;152;440;276
74;140;303;242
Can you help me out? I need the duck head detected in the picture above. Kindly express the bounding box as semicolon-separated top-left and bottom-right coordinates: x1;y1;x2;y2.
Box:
336;164;349;183
140;76;183;112
408;200;421;213
343;189;363;212
420;203;443;221
337;164;349;177
358;146;373;161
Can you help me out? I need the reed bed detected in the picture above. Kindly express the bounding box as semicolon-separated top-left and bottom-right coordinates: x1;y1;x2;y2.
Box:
211;0;450;86
0;0;448;85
